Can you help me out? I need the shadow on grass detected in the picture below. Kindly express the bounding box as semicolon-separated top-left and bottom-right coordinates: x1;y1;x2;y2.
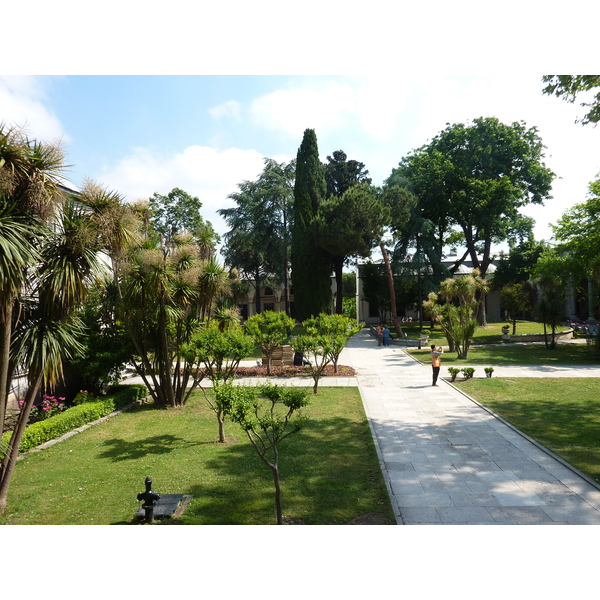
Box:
98;434;205;462
182;415;389;525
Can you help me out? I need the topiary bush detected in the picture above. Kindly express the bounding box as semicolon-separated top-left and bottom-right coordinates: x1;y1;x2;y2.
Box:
461;367;476;380
448;367;460;382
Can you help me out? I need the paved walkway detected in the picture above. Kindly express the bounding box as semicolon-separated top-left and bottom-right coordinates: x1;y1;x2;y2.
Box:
340;330;600;524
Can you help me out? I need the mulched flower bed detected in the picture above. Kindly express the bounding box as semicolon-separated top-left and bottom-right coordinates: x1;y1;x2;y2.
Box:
234;365;356;378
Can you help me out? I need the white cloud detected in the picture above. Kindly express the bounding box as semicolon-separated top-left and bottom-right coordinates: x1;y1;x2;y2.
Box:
97;144;266;243
0;76;68;144
250;81;357;137
208;100;242;120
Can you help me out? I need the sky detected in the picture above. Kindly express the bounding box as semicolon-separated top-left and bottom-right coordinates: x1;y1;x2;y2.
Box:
2;74;600;260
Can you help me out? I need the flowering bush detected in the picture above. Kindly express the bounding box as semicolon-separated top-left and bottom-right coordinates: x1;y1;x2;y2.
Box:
19;395;67;422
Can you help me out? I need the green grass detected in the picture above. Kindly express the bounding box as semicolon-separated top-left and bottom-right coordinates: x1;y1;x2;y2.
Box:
409;342;600;365
0;387;393;525
454;378;600;484
397;320;569;344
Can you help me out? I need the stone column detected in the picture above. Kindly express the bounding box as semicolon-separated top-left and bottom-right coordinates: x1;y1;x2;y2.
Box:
588;277;597;324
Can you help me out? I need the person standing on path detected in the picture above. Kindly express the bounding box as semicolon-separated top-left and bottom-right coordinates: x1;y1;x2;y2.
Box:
431;344;443;386
376;325;383;346
383;326;391;346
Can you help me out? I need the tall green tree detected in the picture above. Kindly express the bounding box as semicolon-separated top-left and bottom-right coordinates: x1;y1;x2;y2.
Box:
0;193;107;510
324;150;372;197
551;176;600;321
399;117;555;325
0;125;72;510
149;187;218;258
291;129;332;321
533;247;571;350
552;176;600;280
313;182;387;314
219;159;295;316
542;75;600;125
491;238;546;291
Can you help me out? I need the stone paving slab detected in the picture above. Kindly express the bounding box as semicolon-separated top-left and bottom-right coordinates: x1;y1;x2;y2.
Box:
340;330;600;525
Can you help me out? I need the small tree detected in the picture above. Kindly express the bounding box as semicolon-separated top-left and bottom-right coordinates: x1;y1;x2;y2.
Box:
500;283;532;335
244;310;295;375
533;248;569;350
222;383;310;525
303;314;362;373
423;270;488;359
188;322;255;442
292;334;333;394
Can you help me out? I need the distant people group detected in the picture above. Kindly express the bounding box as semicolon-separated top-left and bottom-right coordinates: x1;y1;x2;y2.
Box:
376;324;391;346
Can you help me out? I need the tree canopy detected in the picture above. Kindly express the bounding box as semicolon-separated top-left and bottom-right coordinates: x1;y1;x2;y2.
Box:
542;75;600;125
291;129;332;321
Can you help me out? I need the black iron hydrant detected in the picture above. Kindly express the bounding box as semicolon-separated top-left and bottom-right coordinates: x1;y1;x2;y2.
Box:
137;476;160;523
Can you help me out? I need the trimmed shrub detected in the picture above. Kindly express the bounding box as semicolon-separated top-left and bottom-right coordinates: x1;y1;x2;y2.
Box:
1;384;148;456
448;367;460;382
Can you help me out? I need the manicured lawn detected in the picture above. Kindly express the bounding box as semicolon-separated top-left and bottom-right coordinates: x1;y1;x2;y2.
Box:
397;320;570;345
409;342;599;365
0;387;393;525
453;378;600;485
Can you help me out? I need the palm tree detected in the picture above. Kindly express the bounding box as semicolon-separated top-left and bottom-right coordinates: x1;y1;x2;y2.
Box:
0;125;65;497
0;194;106;510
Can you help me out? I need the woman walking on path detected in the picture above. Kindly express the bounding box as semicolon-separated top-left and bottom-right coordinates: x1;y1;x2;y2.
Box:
376;325;383;346
431;344;443;386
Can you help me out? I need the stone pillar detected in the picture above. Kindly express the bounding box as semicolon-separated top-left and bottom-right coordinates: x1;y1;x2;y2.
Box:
564;281;578;321
588;277;597;324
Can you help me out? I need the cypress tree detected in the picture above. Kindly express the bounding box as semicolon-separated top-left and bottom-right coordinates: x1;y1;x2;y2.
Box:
291;129;332;321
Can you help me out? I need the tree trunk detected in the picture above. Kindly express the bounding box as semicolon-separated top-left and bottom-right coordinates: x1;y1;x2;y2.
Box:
379;243;403;339
0;368;44;511
255;267;261;316
0;302;14;437
333;256;344;315
217;411;225;443
270;448;283;525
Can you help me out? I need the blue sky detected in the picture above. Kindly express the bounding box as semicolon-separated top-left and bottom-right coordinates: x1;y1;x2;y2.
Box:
1;74;599;258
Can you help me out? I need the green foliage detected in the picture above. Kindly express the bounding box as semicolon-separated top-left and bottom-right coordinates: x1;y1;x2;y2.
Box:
552;175;600;283
461;367;476;379
342;296;356;320
70;282;130;394
423;271;488;359
72;390;96;405
492;239;546;290
484;367;494;378
291;129;332;321
224;382;311;524
189;321;255;385
1;385;147;456
447;367;460;382
542;75;600;125
292;332;334;394
149;187;218;254
219;159;295;315
533;247;570;349
500;283;533;334
396;117;554;303
324;150;372;197
303;313;362;373
244;310;295;375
